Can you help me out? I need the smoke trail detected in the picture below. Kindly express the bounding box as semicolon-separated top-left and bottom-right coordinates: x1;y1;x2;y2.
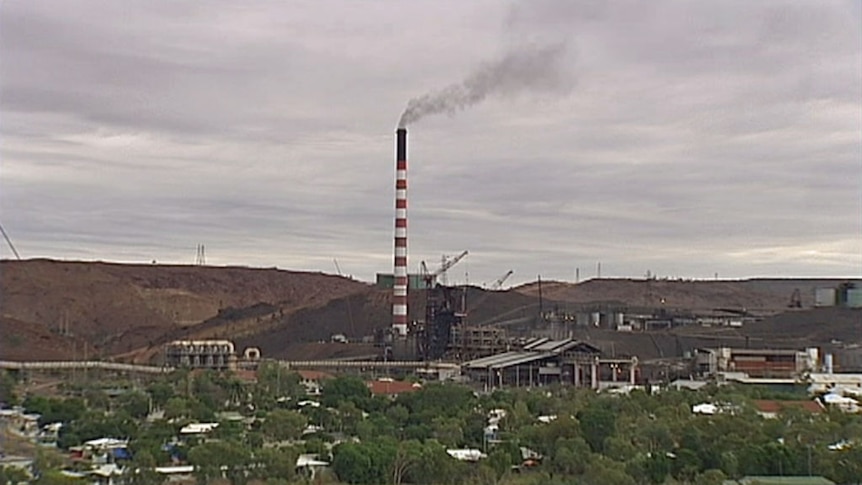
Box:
398;42;573;128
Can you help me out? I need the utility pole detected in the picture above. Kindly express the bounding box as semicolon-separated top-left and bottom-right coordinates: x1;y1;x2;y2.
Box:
537;275;544;317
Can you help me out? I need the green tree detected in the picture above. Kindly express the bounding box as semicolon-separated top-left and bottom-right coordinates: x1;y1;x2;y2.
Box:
398;383;475;421
0;371;19;405
146;381;175;409
33;470;83;485
118;391;150;419
671;448;702;482
641;453;671;485
390;440;423;485
264;409;307;442
508;400;533;429
548;437;590;476
695;469;727;485
431;417;463;447
0;466;30;485
578;402;616;453
163;397;188;420
582;455;636;485
322;376;370;409
604;435;637;462
254;446;298;482
188;440;251;485
332;442;375;484
407;441;466;485
57;410;139;449
82;389;110;412
486;448;512;484
24;396;85;427
125;450;163;485
336;401;365;435
255;362;304;403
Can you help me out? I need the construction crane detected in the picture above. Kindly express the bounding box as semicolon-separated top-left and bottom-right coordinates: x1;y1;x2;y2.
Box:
0;222;21;260
421;250;468;288
489;270;514;291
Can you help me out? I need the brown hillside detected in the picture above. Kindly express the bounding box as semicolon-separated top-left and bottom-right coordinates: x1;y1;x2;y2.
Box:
0;259;369;359
0;316;84;361
2;259;858;364
515;278;857;312
234;286;545;359
566;307;862;362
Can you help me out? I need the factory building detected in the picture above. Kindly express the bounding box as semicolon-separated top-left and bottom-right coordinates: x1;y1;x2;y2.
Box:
462;338;612;389
450;326;509;361
814;282;862;308
165;340;237;370
694;347;818;379
165;340;262;371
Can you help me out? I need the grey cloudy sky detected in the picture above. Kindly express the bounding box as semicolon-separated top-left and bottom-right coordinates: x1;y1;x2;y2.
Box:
1;0;860;286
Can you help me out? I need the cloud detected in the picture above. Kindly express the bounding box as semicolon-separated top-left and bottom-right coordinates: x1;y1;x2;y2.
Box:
1;0;859;285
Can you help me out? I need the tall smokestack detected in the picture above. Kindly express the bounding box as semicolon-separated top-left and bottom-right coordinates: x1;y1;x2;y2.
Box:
392;128;408;333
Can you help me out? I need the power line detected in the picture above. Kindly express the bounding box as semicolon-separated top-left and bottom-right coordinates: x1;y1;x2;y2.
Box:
195;244;206;265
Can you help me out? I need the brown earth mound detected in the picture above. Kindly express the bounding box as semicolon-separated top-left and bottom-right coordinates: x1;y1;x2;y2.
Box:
515;278;857;312
2;259;858;364
0;259;369;359
0;316;84;361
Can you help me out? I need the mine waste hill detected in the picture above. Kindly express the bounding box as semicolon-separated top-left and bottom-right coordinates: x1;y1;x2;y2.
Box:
0;259;859;364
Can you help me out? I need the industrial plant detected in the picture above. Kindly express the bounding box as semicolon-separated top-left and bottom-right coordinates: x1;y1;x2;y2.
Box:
2;126;860;396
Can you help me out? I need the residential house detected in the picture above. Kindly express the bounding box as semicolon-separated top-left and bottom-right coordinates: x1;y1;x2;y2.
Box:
446;449;486;462
367;378;422;397
752;400;823;419
297;370;334;396
296;454;329;479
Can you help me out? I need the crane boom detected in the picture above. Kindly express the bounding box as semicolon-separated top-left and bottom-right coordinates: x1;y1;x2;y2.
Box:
420;251;468;288
0;222;21;260
490;270;514;290
434;250;468;277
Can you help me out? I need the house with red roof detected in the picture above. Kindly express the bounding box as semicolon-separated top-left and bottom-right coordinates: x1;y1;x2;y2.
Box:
296;370;335;396
367;378;422;397
752;399;824;419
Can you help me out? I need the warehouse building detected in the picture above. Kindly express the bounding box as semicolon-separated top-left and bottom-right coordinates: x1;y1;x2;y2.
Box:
462;338;614;389
694;347;818;379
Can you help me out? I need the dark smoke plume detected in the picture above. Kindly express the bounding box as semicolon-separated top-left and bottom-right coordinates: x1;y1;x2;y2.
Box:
398;43;572;128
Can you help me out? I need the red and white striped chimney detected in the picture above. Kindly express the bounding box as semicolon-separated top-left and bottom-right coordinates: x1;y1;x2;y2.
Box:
392;128;408;333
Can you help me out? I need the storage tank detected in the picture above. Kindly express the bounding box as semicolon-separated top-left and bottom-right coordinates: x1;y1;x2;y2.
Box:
814;287;836;307
806;347;819;371
845;289;862;308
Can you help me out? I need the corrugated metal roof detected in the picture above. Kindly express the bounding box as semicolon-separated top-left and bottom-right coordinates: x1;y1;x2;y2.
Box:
532;338;574;352
464;351;522;368
464;339;601;370
522;338;550;350
490;352;556;369
466;352;532;369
